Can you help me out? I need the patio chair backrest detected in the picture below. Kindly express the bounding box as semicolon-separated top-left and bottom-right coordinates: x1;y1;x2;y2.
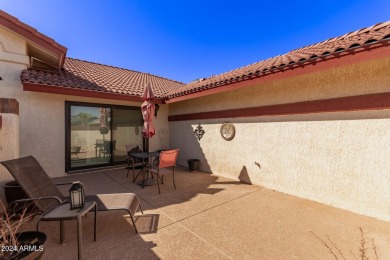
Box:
158;149;179;169
125;144;142;153
1;156;66;212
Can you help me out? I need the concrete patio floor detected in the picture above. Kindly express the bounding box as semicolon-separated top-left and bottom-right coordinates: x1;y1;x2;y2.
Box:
21;166;390;260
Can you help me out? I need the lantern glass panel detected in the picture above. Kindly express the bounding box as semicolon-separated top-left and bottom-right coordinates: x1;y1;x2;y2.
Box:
69;182;85;209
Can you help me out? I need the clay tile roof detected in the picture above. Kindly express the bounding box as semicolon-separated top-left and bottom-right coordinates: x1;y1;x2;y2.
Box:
167;20;390;99
21;58;185;99
20;20;390;101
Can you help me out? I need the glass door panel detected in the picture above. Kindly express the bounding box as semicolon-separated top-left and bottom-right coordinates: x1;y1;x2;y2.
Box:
66;102;144;171
70;106;111;168
112;108;143;163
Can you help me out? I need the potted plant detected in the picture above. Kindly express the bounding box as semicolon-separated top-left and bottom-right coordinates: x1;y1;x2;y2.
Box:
3;181;35;215
3;181;28;205
70;132;86;152
0;201;46;260
99;127;109;141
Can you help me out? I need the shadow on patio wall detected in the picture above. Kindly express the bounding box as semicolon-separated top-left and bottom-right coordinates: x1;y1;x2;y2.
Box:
169;122;212;173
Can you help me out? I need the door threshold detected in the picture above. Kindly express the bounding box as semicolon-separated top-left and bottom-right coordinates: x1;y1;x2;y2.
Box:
67;164;127;175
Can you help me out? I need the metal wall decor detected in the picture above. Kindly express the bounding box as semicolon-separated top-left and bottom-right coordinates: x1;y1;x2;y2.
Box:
194;123;205;141
220;122;235;141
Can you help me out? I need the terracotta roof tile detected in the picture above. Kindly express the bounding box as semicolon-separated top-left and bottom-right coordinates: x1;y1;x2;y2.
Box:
20;20;390;101
21;58;185;99
166;20;390;99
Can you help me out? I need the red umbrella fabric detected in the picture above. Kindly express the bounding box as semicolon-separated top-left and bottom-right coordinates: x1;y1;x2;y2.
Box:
141;83;156;138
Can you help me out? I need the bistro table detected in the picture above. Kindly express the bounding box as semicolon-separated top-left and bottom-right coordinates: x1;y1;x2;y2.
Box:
39;201;97;260
130;152;160;187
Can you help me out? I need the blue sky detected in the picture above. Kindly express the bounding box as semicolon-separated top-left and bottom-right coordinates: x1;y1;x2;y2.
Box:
1;1;390;83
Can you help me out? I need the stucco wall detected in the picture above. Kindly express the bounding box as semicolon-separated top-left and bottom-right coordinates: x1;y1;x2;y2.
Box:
149;104;170;152
16;93;169;178
1;91;168;178
170;58;390;115
0;113;19;202
0;27;169;180
169;58;390;221
0;27;25;203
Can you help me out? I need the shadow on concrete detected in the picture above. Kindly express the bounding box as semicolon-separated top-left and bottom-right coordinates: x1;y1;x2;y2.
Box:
34;165;254;259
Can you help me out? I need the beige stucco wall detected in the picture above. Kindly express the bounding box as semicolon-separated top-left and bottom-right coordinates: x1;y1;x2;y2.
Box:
149;104;170;151
169;58;390;221
14;92;168;178
0;27;26;202
0;27;169;182
170;58;390;115
0;113;19;165
0;113;19;203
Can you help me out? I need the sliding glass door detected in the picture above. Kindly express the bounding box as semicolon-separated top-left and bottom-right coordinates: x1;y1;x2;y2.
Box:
65;102;144;172
112;108;143;163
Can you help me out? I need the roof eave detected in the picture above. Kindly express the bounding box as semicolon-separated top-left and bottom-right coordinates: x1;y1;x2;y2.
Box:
0;11;67;68
23;83;165;104
165;42;390;103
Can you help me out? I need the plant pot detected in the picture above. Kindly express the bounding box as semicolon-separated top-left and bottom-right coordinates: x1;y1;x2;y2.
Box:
16;231;46;260
188;159;200;172
2;231;46;260
71;146;81;153
3;181;34;213
3;181;28;204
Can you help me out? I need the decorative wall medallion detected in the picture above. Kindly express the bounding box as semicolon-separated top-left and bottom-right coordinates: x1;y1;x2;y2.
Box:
220;122;235;141
194;124;205;141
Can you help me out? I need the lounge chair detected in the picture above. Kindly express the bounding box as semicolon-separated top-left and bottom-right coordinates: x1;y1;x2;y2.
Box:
0;156;143;233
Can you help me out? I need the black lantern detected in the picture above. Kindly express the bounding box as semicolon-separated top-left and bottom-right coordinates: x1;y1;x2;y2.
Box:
69;181;85;210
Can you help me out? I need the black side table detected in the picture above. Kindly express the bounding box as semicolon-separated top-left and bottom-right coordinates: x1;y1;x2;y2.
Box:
39;201;97;260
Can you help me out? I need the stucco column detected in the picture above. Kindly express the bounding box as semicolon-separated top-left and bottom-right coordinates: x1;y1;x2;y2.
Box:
0;98;19;203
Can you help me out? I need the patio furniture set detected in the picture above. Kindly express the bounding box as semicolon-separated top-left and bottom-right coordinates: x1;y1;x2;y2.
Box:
129;150;179;194
0;148;179;260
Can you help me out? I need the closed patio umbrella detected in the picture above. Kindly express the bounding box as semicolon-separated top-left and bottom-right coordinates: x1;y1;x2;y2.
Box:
99;108;109;141
141;83;155;138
